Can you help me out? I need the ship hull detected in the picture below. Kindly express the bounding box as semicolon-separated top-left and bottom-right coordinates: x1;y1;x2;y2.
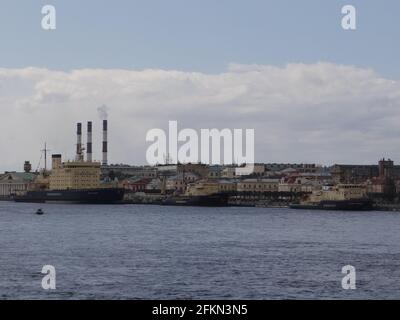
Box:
290;199;374;211
13;188;125;204
162;194;230;207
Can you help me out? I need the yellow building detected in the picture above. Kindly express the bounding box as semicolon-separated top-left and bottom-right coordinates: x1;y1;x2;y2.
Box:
237;179;279;193
49;154;101;190
217;180;237;193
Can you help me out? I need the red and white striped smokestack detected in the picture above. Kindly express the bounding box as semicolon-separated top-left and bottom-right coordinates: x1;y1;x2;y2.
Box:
87;121;93;162
76;123;83;161
102;120;108;166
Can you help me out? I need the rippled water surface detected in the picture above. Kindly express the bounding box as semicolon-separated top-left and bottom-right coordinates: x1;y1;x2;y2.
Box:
1;201;400;299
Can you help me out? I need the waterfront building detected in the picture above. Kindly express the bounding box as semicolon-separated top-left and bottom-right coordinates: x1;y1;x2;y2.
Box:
365;159;398;197
278;176;302;193
0;172;37;198
278;173;328;193
265;163;318;173
236;179;280;193
366;177;394;195
277;167;299;175
331;159;400;184
166;172;200;193
221;167;237;179
208;165;223;179
102;165;158;179
121;177;152;193
378;158;400;178
331;164;378;184
235;163;266;177
177;163;209;179
216;179;237;193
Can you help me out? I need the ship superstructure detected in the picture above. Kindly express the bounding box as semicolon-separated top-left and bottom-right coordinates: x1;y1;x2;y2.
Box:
162;180;230;207
50;155;101;190
290;184;374;211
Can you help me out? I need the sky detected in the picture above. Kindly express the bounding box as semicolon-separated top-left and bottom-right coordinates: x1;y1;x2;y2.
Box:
0;0;399;171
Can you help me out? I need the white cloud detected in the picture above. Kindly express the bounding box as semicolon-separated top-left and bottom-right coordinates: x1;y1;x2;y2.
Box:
0;62;400;172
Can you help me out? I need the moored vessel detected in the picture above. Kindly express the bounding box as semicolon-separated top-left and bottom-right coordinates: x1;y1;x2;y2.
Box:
15;188;125;204
162;180;230;207
13;121;124;204
290;184;375;211
162;193;230;207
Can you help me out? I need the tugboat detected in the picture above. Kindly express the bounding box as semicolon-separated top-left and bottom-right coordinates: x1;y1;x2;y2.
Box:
290;184;375;211
36;208;44;215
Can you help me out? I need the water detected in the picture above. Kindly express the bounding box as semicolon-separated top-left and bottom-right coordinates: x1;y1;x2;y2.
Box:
1;201;400;300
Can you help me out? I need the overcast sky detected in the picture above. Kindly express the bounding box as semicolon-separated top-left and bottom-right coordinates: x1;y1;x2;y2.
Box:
0;1;399;171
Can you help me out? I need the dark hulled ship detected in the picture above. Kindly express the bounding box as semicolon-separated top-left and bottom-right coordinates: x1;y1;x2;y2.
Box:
14;188;125;204
162;193;230;207
290;199;374;211
162;181;231;207
13;121;124;204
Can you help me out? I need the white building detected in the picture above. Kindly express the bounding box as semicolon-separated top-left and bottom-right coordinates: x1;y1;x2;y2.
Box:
0;172;37;198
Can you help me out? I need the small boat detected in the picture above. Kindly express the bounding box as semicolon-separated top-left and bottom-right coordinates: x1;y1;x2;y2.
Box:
36;208;44;215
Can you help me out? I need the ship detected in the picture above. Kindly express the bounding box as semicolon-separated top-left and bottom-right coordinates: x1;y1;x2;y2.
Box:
13;121;125;204
162;181;230;207
162;193;230;207
290;184;374;211
14;188;125;204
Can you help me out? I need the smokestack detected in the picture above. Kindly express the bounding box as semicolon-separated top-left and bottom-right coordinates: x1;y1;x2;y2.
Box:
102;120;108;166
87;121;93;162
76;123;83;161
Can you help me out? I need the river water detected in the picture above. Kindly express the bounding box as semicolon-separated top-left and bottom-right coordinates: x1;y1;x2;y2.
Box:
1;201;400;299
